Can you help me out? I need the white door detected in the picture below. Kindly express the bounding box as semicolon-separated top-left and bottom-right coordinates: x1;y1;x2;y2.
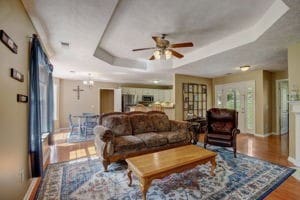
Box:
215;81;255;134
279;81;289;134
223;88;245;133
114;89;122;112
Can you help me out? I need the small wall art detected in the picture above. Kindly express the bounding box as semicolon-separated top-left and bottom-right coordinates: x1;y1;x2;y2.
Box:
10;68;24;82
17;94;28;103
0;30;18;54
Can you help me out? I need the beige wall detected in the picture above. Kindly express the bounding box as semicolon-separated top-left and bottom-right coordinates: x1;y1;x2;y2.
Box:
59;79;119;128
0;0;37;199
271;70;288;133
212;70;265;135
174;74;213;120
288;42;300;159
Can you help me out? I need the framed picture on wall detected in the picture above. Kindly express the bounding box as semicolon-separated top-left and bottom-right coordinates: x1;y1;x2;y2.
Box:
0;30;18;54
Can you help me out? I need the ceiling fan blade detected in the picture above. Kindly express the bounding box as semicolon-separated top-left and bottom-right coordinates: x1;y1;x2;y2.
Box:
169;49;184;59
170;42;194;48
149;55;155;60
132;47;156;51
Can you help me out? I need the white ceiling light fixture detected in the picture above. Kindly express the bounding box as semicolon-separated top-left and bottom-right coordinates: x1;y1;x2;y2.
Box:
240;65;250;72
153;50;161;59
83;73;94;88
152;49;173;60
164;49;172;60
153;80;160;84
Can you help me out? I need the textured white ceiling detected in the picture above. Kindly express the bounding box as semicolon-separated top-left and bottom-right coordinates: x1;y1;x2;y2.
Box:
22;0;300;84
100;0;274;59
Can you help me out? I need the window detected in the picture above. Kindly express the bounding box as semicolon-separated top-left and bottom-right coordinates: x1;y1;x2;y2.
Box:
40;83;48;133
39;64;49;134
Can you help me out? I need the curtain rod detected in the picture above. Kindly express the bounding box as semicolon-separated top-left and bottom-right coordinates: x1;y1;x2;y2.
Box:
27;34;39;39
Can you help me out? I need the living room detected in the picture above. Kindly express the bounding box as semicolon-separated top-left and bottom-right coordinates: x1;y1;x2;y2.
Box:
1;0;300;199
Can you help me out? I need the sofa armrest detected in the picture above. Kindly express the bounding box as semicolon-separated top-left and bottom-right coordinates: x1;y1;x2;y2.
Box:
170;120;189;132
94;125;114;160
94;125;113;142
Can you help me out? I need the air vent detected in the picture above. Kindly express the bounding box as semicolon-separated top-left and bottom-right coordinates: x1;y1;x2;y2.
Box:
60;41;70;47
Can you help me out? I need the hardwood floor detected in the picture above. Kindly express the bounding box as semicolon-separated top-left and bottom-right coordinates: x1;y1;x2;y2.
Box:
47;132;299;200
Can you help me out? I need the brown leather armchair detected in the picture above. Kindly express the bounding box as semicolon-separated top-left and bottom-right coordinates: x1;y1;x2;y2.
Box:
204;108;240;157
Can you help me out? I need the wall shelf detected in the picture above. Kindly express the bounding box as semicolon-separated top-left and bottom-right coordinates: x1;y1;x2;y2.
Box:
182;83;207;120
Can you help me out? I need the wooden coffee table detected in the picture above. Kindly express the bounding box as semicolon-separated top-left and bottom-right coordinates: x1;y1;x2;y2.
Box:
126;145;217;200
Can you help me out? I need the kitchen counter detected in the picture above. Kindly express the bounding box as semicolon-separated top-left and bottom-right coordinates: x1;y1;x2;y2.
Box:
129;105;175;120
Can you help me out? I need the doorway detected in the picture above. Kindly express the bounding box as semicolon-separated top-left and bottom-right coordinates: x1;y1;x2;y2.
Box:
215;81;255;134
277;80;289;135
99;89;114;114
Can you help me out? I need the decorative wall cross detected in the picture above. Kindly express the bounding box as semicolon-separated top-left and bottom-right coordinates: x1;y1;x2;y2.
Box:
73;85;84;100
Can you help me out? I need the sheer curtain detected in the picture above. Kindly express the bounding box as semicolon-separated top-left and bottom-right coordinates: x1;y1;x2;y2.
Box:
29;35;54;177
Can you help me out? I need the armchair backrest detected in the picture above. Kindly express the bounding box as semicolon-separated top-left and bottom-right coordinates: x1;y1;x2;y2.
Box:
206;108;238;133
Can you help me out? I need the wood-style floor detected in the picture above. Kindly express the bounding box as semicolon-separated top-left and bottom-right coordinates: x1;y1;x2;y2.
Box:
47;132;299;200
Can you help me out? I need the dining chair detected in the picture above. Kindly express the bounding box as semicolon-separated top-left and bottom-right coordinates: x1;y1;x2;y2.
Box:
83;115;99;136
68;114;80;135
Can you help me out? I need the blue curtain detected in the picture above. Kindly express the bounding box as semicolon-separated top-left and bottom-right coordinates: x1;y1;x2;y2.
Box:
29;35;54;177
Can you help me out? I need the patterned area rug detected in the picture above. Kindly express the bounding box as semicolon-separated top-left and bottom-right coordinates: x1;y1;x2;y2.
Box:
67;132;95;143
36;146;295;200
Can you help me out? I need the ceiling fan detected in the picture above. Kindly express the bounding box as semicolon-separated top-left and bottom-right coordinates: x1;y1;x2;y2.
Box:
132;34;193;60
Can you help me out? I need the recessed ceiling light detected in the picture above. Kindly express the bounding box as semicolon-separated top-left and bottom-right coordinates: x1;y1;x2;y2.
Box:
240;65;250;72
153;80;160;84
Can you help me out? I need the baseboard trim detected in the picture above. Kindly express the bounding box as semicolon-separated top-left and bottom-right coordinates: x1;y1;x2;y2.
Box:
253;133;272;137
23;178;38;200
288;156;300;167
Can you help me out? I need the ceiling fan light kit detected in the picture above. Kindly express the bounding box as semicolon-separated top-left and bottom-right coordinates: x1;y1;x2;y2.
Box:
132;34;194;60
153;49;172;60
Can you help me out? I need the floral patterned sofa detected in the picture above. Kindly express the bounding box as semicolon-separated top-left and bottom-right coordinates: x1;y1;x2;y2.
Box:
94;111;191;171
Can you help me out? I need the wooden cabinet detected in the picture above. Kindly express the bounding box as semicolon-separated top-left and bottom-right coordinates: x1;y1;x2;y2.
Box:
182;83;207;120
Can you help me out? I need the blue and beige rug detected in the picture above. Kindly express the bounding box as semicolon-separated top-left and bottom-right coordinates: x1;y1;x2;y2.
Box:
36;145;295;200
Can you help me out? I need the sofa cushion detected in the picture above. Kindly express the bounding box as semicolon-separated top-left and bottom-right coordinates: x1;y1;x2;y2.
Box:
102;115;132;136
211;122;233;133
114;135;145;153
135;132;168;147
158;131;187;143
130;114;155;134
149;113;170;132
